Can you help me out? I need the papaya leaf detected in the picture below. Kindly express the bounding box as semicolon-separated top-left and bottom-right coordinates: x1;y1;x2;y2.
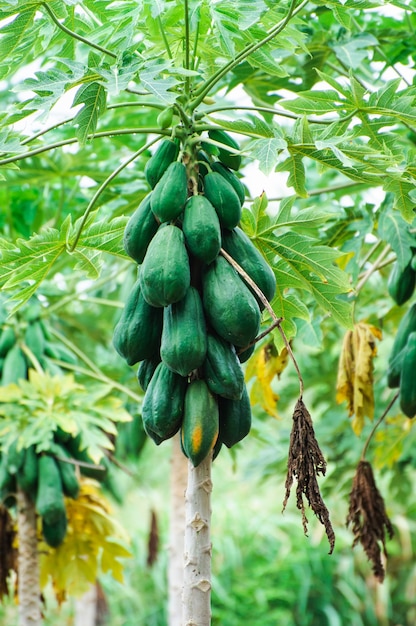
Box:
378;194;416;268
0;370;130;458
72;82;107;146
139;59;179;104
0;214;129;312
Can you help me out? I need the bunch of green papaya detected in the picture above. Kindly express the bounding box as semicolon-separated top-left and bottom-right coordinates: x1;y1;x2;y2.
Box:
0;306;97;547
387;301;416;418
114;129;277;466
0;309;77;385
0;431;88;547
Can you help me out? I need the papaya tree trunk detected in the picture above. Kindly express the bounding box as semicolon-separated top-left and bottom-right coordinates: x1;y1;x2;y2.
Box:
17;487;42;626
74;584;97;626
182;453;212;626
168;434;188;626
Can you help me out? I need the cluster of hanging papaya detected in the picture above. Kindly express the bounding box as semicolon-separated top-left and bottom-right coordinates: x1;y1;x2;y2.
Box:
386;257;416;418
114;129;276;466
0;302;103;547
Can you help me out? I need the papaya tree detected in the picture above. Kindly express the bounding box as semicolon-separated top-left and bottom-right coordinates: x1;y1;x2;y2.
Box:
1;1;416;624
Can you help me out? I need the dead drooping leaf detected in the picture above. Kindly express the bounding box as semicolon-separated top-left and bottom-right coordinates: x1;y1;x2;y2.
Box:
346;460;394;582
283;398;335;554
336;322;382;435
146;509;159;567
245;341;289;417
0;504;17;600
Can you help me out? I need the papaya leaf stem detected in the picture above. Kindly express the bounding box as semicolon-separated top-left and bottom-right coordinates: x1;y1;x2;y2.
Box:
53;454;106;472
41;2;117;59
19;104;166;147
204;105;357;126
266;181;367;203
50;358;143;404
184;0;191;95
66;136;160;252
190;0;307;110
158;15;173;60
354;244;392;295
19;342;44;375
360;393;399;461
0;128;168;167
48;327;103;377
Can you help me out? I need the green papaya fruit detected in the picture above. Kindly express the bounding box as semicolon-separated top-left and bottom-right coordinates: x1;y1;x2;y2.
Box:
387;261;416;306
236;344;255;363
182;195;221;264
208;129;242;170
181;379;219;467
52;443;80;499
202;333;244;400
202;256;261;348
0;454;16;502
161;287;207;377
151;162;188;223
24;320;46;362
399;331;416;418
222;227;276;307
218;384;252;448
44;341;77;365
140;225;191;307
0;326;16;358
142;362;187;443
17;445;38;495
389;303;416;366
36;455;66;524
113;278;163;366
211;161;245;205
157;106;174;129
387;347;405;389
145;139;180;188
1;343;27;384
203;172;241;230
123;193;159;264
137;357;161;391
7;440;25;475
42;511;68;548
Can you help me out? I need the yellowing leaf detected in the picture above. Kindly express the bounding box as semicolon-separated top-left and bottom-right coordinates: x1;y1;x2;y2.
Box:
246;341;289;417
336;322;382;435
373;415;415;470
39;480;131;601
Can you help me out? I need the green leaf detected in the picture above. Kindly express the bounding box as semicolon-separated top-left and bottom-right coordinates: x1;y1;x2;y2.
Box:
208;115;275;138
285;154;307;197
0;214;129;312
378;193;416;268
332;33;379;69
280;90;348;115
248;136;288;174
72;82;107;146
383;178;416;223
0;8;36;65
139;59;179;104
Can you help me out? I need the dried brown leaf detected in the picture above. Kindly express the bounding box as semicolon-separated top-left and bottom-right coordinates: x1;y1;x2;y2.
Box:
283;398;335;554
346;460;394;582
147;509;159;567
